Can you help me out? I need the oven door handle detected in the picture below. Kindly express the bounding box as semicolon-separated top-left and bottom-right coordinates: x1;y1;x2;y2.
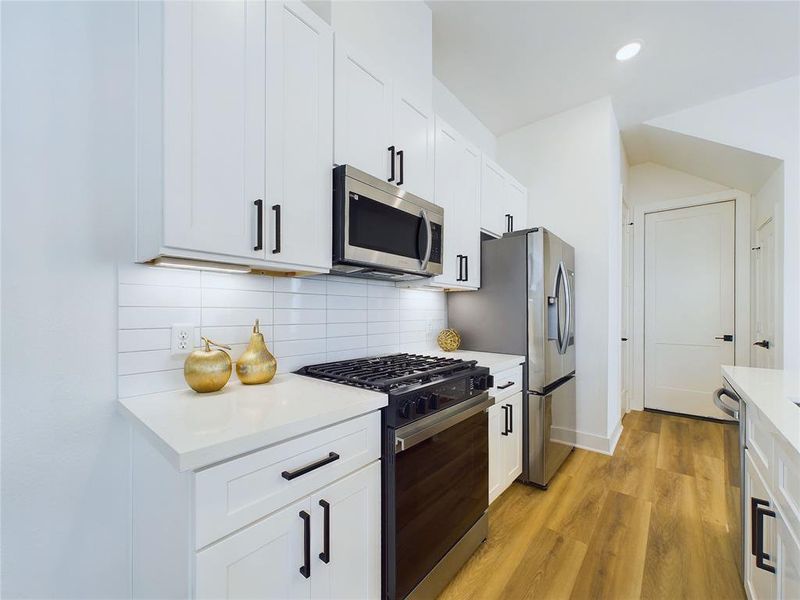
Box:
395;393;494;453
419;209;432;271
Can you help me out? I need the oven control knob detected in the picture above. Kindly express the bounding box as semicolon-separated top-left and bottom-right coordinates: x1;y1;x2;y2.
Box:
428;393;440;410
415;396;428;415
398;400;413;420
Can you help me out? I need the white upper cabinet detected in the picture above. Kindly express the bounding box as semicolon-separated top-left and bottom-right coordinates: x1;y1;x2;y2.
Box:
334;41;434;201
266;1;333;270
480;156;528;238
137;0;333;272
160;0;266;260
431;117;480;290
333;42;393;180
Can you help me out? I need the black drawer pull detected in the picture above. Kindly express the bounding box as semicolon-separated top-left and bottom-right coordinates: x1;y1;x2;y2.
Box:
497;381;515;390
507;402;513;433
754;500;777;573
319;499;330;564
282;452;340;481
501;405;509;436
299;510;311;578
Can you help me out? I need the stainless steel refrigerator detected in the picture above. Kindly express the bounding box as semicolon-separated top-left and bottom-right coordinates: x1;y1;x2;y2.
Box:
447;227;576;487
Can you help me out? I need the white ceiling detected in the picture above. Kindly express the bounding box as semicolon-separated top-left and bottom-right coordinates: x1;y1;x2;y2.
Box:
431;1;799;135
623;124;782;193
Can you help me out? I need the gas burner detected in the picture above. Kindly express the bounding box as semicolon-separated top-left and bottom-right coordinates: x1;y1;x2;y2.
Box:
297;353;477;392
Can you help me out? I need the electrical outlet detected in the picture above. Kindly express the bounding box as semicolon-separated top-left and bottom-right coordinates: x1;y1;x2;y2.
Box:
171;324;195;355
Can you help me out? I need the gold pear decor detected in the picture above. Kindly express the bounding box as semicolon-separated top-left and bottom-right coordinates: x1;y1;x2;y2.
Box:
184;337;232;393
437;328;462;352
236;319;277;384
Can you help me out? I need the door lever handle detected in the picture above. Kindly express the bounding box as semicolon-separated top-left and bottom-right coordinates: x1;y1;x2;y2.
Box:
715;334;734;342
753;340;770;349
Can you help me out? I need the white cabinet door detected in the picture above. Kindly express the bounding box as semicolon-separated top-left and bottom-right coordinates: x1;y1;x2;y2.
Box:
196;497;311;600
333;42;393;181
459;142;482;287
488;402;504;504
778;513;800;600
506;176;528;232
392;90;434;200
433;118;461;285
310;462;381;600
502;392;523;484
266;1;333;270
481;157;507;238
162;0;266;260
745;450;778;600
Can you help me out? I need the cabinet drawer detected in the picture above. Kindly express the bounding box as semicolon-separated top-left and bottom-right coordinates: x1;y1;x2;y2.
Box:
746;402;774;482
194;411;380;549
490;365;523;401
775;436;800;541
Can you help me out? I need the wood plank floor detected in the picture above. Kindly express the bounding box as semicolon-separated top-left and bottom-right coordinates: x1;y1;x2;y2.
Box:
439;410;744;600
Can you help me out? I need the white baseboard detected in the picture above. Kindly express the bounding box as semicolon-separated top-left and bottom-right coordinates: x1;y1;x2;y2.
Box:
551;421;623;456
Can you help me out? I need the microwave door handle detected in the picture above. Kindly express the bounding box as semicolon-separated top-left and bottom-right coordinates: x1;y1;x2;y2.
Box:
419;209;432;271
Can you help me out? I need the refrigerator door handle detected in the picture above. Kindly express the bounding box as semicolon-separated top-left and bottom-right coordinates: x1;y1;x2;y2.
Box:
548;261;569;355
560;262;572;355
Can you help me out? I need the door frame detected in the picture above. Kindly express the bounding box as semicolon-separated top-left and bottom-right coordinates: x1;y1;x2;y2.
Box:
632;189;751;412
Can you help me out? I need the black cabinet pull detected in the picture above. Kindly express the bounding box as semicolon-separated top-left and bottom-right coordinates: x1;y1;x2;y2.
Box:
508;403;513;433
501;405;509;436
505;213;512;233
510;214;514;231
388;146;396;182
751;496;770;557
464;255;469;281
456;254;464;281
755;504;777;573
497;381;514;390
299;510;311;579
397;150;404;185
253;199;263;251
272;204;281;254
319;500;330;564
281;452;340;481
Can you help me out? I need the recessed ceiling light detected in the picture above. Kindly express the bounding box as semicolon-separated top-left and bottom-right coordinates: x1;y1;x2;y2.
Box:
616;40;643;61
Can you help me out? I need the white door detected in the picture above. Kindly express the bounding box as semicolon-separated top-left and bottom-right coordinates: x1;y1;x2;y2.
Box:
333;42;392;181
745;452;777;600
488;403;504;504
502;392;523;484
392;89;434;200
310;462;381;600
196;497;311;599
752;217;776;368
432;118;462;286
162;0;266;259
505;177;527;233
266;1;333;270
459;142;482;288
644;201;735;418
481;157;506;237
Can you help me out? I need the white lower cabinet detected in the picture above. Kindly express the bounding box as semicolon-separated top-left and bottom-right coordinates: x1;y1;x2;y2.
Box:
745;450;777;600
196;462;380;600
488;366;524;504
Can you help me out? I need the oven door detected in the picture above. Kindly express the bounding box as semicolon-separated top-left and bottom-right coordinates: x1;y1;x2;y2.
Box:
340;171;443;276
392;393;491;598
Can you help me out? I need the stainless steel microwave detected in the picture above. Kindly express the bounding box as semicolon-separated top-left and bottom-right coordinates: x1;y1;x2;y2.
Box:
332;165;443;281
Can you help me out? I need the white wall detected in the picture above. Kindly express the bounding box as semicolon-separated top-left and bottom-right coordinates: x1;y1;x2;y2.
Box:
497;97;623;452
647;77;799;368
627;162;728;206
1;2;135;596
432;77;497;158
331;1;432;102
117;266;446;397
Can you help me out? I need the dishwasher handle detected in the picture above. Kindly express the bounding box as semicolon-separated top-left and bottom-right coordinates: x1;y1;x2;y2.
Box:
713;387;740;421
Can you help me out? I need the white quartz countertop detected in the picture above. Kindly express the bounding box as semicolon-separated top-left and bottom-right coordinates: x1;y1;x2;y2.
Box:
722;365;800;455
402;347;525;374
118;373;387;472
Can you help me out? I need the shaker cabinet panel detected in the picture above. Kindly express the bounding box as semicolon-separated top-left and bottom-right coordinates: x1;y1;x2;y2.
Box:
162;0;266;260
480;157;507;238
489;391;523;504
333;42;393;181
506;176;528;233
266;1;333;270
745;450;778;600
392;91;434;200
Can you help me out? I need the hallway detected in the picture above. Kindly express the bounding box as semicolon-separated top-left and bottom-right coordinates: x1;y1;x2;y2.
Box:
439;410;743;599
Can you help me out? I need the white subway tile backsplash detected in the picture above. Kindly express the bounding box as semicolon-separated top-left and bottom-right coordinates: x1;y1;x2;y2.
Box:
117;264;447;397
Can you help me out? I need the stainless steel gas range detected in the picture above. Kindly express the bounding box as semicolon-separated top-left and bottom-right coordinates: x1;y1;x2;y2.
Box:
297;353;494;599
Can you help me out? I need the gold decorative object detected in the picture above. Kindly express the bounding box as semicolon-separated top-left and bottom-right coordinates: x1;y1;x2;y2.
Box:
184;337;232;393
437;328;462;352
236;319;277;385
